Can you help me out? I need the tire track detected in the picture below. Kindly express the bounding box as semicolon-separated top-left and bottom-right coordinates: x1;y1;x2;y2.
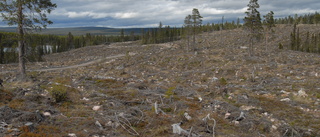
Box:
0;54;125;74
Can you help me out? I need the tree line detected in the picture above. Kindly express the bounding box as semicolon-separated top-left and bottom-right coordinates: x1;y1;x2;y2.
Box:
140;11;241;46
275;12;320;25
290;24;320;53
242;0;320;56
0;32;139;64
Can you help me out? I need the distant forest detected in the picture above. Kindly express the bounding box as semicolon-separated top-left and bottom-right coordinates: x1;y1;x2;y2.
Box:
1;12;320;64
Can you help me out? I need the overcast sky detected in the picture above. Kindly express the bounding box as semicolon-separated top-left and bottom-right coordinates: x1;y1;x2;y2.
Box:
2;0;320;28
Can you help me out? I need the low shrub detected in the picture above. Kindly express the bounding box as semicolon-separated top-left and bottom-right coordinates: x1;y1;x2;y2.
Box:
50;85;69;103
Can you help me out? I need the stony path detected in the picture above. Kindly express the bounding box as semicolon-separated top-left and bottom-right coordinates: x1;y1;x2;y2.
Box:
0;54;126;74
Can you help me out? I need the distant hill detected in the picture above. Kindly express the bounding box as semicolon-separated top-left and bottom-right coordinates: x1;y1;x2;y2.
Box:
0;27;147;36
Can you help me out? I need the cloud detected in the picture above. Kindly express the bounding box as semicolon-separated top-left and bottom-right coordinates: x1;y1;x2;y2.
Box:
114;12;139;19
2;0;319;28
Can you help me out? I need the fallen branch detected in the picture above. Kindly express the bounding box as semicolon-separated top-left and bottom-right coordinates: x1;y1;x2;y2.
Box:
115;112;139;136
160;95;164;105
282;129;288;137
203;114;217;137
154;101;167;115
95;120;103;130
172;123;199;137
154;101;158;114
134;108;144;126
188;126;193;137
235;111;245;121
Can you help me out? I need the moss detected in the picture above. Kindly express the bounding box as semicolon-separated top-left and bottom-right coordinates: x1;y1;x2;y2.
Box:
8;99;25;109
256;95;320;131
279;43;283;49
316;93;320;99
18;132;49;137
219;77;228;86
0;89;13;104
53;77;72;85
162;107;172;113
123;89;139;97
36;125;61;136
19;124;60;137
164;87;175;98
95;78;124;88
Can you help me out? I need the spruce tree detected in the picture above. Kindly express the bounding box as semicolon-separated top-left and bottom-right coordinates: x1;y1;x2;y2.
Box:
263;11;275;51
243;0;263;57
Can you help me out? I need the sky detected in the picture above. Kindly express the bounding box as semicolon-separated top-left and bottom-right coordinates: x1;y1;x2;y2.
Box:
2;0;320;28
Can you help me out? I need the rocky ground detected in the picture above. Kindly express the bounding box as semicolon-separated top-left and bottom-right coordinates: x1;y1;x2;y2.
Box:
0;24;320;137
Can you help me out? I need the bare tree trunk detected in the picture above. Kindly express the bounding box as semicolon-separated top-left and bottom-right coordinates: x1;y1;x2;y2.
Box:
248;33;253;57
249;28;254;57
250;37;253;57
0;35;3;64
193;27;196;51
18;0;26;79
187;34;190;52
265;30;269;52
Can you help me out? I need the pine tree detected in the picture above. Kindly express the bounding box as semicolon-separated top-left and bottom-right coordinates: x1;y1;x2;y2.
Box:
158;22;163;43
290;24;297;50
296;28;301;51
237;18;241;28
191;8;203;48
0;34;3;64
221;16;224;30
130;31;135;41
120;29;125;42
184;14;192;51
141;29;146;44
243;0;263;57
318;33;320;53
0;0;56;79
305;32;310;52
311;33;316;53
67;32;74;49
263;11;275;51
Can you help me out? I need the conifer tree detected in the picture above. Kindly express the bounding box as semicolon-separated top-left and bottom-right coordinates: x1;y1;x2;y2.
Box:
263;11;275;51
191;8;203;48
184;15;192;51
67;32;74;50
318;33;320;53
158;22;163;43
120;29;125;42
0;0;56;79
305;32;310;52
0;34;3;64
296;28;301;51
290;24;297;50
237;18;241;28
130;31;135;41
243;0;263;57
